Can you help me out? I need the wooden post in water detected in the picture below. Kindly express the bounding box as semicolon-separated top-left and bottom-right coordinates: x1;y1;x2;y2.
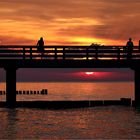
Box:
19;91;22;95
23;91;25;94
27;91;29;95
134;69;140;106
5;67;17;107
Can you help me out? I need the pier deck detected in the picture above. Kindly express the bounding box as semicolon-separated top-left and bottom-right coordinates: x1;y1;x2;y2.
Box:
0;45;140;107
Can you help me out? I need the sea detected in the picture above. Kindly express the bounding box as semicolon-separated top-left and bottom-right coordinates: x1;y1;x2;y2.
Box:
0;81;140;139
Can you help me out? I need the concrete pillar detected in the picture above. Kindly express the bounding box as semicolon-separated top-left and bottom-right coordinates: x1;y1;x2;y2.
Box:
134;70;140;106
5;68;17;107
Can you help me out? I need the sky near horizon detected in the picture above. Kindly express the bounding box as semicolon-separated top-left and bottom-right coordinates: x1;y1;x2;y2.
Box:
0;0;140;45
0;68;134;82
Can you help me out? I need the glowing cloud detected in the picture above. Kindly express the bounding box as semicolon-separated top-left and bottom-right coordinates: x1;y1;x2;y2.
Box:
0;0;140;45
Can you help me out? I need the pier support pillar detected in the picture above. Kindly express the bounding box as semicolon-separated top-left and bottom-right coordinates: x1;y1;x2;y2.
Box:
134;70;140;106
5;68;17;107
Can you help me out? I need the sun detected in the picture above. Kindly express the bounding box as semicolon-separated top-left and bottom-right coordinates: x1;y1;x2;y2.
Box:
85;72;94;75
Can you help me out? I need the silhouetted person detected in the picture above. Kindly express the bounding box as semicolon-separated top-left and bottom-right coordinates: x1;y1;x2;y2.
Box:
139;40;140;50
37;37;44;59
126;38;133;60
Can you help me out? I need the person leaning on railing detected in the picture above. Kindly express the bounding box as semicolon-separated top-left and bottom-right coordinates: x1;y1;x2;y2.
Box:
139;40;140;50
126;38;133;60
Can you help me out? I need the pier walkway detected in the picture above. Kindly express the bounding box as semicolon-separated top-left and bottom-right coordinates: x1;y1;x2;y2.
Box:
0;45;140;107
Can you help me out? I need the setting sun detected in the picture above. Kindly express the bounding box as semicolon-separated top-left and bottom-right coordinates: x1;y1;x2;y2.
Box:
85;72;94;75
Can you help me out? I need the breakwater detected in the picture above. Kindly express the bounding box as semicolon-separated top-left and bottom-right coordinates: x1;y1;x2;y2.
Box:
0;89;48;95
0;98;134;108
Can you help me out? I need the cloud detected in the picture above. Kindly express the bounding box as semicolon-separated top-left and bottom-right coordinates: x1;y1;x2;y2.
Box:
0;35;34;45
0;0;140;45
0;1;137;81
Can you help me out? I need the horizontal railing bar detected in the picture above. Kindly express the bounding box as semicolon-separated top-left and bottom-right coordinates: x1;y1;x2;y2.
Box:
0;53;137;56
0;55;139;58
0;49;140;53
0;45;139;48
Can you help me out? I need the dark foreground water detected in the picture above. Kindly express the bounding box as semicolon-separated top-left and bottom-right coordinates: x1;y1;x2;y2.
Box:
0;81;138;139
0;106;140;139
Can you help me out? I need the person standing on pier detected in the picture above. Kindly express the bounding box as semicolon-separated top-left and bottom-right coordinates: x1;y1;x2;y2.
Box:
37;37;44;59
138;40;140;50
126;38;133;60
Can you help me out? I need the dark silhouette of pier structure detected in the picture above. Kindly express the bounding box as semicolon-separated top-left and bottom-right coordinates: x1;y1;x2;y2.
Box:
0;45;140;107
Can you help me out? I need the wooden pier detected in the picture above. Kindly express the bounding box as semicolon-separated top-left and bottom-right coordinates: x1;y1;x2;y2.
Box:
0;45;140;107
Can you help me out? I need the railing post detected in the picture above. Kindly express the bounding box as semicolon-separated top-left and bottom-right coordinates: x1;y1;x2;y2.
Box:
139;40;140;50
95;46;98;60
55;47;57;60
86;47;89;60
30;47;32;59
23;47;25;59
117;47;120;60
63;47;65;60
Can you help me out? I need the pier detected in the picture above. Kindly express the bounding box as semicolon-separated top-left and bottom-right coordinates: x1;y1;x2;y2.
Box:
0;45;140;107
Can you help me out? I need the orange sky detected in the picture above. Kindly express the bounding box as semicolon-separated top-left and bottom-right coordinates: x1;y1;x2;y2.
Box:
0;0;140;45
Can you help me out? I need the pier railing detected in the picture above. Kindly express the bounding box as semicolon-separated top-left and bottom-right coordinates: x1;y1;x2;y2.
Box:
1;45;140;107
0;45;140;60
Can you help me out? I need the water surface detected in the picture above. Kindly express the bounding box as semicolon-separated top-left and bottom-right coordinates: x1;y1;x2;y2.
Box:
0;106;140;139
0;81;134;101
0;81;137;139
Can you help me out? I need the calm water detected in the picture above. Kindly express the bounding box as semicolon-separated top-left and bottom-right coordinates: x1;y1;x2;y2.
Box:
0;107;140;139
0;81;139;139
0;81;135;101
